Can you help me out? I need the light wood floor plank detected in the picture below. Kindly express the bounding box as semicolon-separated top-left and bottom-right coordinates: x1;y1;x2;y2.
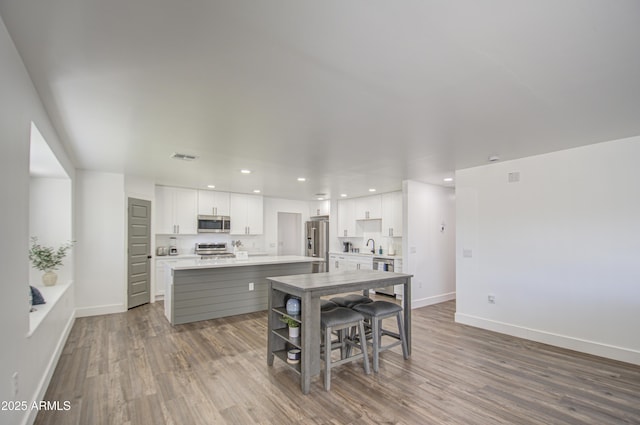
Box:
34;300;640;424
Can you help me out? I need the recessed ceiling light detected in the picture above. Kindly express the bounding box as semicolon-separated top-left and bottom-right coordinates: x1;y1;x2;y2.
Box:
443;177;454;182
368;188;376;192
253;189;261;193
240;169;252;174
488;155;500;162
317;197;324;201
207;184;216;189
340;194;347;197
297;177;306;182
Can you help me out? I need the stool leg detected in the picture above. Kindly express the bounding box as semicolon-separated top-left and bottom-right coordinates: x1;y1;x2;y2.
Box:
372;316;380;373
324;325;332;391
396;312;409;360
358;320;370;375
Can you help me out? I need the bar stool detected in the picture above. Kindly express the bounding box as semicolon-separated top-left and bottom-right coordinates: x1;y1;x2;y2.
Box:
352;301;408;372
321;299;338;311
320;307;370;391
329;294;373;309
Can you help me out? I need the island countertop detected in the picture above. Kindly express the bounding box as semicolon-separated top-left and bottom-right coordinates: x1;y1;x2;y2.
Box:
168;255;322;271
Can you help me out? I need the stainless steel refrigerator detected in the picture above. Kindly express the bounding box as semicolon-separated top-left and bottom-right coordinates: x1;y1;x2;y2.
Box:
305;219;329;272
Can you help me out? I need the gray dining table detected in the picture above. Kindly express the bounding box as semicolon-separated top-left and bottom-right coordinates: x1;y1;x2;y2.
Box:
266;270;413;394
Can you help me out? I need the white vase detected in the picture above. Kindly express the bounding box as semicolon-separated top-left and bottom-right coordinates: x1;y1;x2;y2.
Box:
289;325;300;339
42;271;58;286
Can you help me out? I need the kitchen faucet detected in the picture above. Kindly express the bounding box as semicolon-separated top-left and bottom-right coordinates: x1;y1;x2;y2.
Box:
366;239;375;254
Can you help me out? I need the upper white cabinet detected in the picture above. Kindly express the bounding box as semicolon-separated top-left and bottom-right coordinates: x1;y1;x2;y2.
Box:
155;186;198;234
337;199;356;237
337;192;402;238
309;200;330;217
381;191;403;237
198;190;230;216
230;193;263;235
354;195;381;220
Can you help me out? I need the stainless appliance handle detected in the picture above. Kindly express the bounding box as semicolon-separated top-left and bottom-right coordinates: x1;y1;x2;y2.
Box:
311;227;317;256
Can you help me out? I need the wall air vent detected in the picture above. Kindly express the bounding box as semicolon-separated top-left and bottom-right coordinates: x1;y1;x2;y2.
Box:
508;172;520;183
170;152;198;161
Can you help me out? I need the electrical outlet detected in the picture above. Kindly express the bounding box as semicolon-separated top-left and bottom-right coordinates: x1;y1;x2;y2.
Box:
11;372;18;397
488;294;496;304
249;282;254;291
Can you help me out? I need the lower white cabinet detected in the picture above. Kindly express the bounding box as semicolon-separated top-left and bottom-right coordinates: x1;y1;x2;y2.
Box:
329;254;372;271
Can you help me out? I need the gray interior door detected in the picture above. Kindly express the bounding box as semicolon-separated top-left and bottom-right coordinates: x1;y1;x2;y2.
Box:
128;197;151;309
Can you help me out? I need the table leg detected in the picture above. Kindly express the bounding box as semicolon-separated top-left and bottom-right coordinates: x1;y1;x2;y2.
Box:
404;277;412;355
267;282;275;366
301;293;320;394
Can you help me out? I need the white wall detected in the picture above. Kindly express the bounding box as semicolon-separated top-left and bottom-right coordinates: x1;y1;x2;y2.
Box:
75;170;126;317
0;15;76;425
455;136;640;365
29;177;73;285
403;180;456;307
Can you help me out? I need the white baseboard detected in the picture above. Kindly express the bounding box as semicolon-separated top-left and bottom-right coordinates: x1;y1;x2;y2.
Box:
22;311;75;425
455;312;640;366
75;303;126;318
412;292;456;309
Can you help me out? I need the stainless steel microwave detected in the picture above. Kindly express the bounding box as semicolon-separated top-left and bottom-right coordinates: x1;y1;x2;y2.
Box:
197;215;231;233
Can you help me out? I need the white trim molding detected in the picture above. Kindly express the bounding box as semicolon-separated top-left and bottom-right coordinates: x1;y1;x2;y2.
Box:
455;313;640;366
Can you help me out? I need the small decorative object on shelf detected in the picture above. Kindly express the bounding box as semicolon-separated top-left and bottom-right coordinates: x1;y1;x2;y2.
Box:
287;349;301;364
280;316;300;338
28;237;75;286
286;296;301;315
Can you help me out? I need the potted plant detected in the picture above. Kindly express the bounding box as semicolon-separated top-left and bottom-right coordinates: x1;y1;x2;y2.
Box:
280;316;300;338
28;237;75;286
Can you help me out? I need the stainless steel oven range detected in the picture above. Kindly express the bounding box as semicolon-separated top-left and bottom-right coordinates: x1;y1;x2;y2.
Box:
195;242;235;259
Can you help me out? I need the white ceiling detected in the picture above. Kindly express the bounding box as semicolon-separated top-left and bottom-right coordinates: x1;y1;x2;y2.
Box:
2;1;640;200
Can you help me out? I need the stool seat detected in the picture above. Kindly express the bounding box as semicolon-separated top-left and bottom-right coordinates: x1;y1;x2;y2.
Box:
352;300;402;317
321;307;364;328
330;294;373;309
321;299;338;311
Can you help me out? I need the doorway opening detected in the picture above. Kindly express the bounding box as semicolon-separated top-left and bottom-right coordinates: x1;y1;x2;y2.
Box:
277;212;302;255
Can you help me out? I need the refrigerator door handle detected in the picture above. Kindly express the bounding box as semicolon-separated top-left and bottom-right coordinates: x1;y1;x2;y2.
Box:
311;227;317;256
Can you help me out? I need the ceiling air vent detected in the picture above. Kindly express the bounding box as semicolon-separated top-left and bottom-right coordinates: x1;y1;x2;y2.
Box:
170;152;198;161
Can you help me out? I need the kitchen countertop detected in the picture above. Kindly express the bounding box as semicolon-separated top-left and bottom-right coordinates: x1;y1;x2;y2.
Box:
156;251;269;261
168;255;322;270
329;251;402;260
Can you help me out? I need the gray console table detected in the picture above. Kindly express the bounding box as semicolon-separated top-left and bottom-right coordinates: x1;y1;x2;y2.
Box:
266;270;413;394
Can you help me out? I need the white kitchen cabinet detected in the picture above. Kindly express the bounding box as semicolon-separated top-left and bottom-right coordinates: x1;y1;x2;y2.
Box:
381;191;403;237
394;258;404;297
198;190;230;216
309;200;330;217
354;195;381;220
337;199;356;237
230;193;264;235
154;258;179;297
155;186;198;234
329;254;350;271
329;253;373;271
348;255;373;271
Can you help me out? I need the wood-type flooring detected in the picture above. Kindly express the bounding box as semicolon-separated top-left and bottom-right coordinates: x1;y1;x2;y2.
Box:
34;300;640;424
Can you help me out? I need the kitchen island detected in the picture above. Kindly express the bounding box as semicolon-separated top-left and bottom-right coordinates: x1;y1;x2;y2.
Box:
164;256;321;325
